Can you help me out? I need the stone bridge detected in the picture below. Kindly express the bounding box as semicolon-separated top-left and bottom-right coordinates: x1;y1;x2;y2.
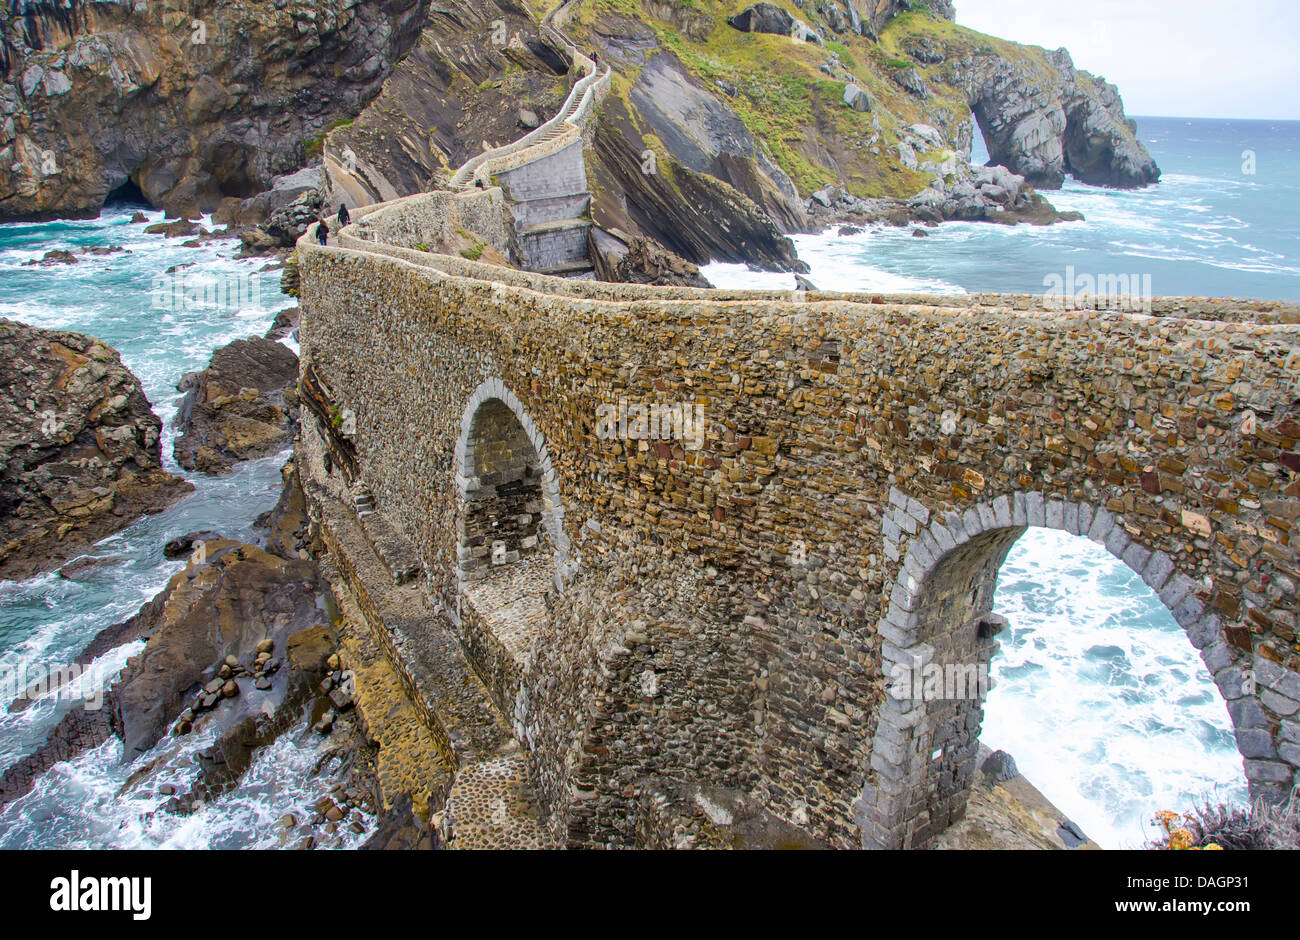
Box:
296;188;1300;849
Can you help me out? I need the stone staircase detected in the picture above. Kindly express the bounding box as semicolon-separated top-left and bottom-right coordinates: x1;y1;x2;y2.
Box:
302;433;556;847
447;0;609;278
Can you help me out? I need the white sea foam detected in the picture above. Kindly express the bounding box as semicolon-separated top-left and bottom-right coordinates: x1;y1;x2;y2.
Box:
985;528;1245;849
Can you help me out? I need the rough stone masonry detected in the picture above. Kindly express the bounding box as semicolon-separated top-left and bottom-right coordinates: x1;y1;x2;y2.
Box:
295;187;1300;849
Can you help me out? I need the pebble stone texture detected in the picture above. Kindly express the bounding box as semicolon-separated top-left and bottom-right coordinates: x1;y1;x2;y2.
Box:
442;753;555;849
297;189;1300;849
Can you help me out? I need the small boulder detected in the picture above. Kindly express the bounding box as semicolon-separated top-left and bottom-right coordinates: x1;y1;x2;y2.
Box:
843;83;871;112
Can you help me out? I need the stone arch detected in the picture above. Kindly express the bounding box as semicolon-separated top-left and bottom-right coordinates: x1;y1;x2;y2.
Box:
854;488;1288;850
453;377;572;594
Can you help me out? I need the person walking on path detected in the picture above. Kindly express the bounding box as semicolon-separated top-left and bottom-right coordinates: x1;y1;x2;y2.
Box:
337;203;350;227
316;218;329;246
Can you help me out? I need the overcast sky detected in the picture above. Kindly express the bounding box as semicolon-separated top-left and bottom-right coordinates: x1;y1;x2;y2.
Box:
954;0;1300;120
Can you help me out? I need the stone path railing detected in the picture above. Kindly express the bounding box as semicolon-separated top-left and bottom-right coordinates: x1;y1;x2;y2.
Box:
447;0;611;191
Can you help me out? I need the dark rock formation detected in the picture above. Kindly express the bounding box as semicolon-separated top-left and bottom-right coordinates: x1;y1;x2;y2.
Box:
890;66;928;99
162;530;223;560
807;157;1083;228
589;228;712;288
905;163;1084;225
265;306;300;343
111;534;322;757
174;336;299;474
726;3;794;36
215;165;322;231
0;701;115;804
587;51;807;272
0;318;192;581
21;248;76;265
361;793;434;850
0;0;429;220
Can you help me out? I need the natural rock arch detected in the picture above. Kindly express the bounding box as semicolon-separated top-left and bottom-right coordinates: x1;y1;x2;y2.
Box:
854;489;1267;850
453;377;572;595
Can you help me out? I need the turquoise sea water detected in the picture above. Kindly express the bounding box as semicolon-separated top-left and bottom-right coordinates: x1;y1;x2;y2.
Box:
0;117;1290;849
708;116;1300;302
0;207;371;848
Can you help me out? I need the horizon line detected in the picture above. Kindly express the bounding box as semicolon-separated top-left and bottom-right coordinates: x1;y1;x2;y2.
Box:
1129;114;1300;123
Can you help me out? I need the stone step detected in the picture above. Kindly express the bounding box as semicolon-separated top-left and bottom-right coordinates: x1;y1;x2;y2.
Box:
330;592;455;822
306;476;513;769
357;509;421;585
459;555;553;719
516;216;593;237
442;752;557;849
538;261;594;277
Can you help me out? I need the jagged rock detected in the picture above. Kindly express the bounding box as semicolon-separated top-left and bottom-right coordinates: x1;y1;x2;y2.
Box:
144;219;199;238
588;54;807;272
794;274;818;291
906;37;946;65
905;162;1083;225
246;190;323;252
280;256;301;298
265;307;300;342
0;318;192;581
726;3;795;35
162;530;223;559
0;0;428;220
791;19;824;45
891;66;928;98
957;47;1158;189
361;794;432;849
320;6;572;207
112;530;324;757
843;83;871;112
174;337;299;475
214;165;324;230
589;229;712;288
517;108;540;129
981;749;1020;784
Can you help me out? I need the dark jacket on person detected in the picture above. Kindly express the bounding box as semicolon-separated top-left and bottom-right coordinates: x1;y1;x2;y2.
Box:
317;220;329;244
337;204;350;226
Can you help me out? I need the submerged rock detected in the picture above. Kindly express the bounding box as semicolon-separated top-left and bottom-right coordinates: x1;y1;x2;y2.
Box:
174;337;300;475
0;318;192;581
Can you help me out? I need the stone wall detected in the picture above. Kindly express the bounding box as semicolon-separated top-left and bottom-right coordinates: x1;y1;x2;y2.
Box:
349;188;518;262
496;139;588;203
298;220;1300;848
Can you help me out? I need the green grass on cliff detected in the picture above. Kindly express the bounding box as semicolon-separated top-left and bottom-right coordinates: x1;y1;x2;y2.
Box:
580;0;968;198
574;0;1088;200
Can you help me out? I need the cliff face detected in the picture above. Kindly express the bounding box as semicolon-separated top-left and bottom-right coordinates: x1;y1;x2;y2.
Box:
3;0;1159;263
0;317;192;581
0;0;428;220
320;0;573;207
952;46;1159;189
